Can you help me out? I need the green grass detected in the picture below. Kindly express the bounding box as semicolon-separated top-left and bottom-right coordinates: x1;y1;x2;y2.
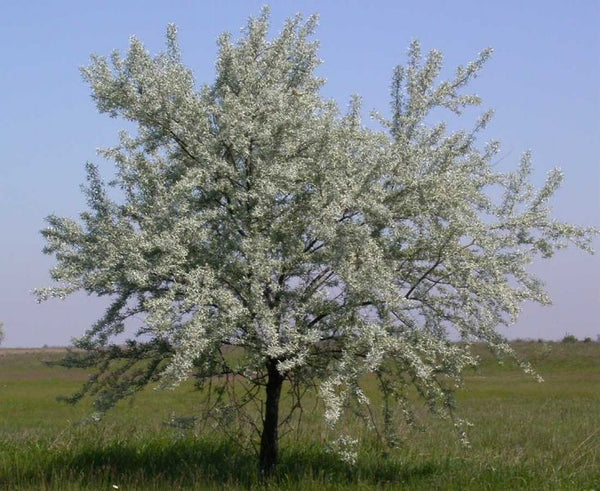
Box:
1;342;599;489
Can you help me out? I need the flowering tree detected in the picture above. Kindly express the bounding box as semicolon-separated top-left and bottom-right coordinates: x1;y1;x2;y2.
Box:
38;9;595;476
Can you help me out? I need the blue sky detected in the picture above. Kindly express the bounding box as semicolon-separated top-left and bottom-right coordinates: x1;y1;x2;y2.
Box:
1;0;598;347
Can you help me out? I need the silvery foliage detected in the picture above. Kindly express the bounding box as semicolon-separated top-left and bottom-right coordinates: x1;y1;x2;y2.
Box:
37;9;595;443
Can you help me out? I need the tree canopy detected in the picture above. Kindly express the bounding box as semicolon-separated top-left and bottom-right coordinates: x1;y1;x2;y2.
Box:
38;9;595;475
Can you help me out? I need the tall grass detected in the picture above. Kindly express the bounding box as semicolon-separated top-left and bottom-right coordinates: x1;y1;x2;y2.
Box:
1;342;598;489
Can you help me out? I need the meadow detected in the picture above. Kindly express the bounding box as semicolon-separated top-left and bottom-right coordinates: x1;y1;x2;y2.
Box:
1;341;598;490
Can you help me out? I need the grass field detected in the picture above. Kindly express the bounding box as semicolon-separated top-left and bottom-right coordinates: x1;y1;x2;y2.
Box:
1;341;598;489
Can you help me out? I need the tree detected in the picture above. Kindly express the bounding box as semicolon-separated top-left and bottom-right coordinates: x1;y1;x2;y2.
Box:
37;9;595;477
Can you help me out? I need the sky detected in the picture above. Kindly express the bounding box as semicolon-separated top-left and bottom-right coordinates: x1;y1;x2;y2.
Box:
1;0;598;347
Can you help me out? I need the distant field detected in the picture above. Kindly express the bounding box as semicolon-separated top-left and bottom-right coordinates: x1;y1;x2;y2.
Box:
1;342;598;490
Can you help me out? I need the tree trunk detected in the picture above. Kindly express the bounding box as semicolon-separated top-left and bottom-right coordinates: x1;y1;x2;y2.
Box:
259;358;284;478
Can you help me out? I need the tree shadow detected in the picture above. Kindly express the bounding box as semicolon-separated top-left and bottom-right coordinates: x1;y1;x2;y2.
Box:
279;444;438;487
18;438;438;488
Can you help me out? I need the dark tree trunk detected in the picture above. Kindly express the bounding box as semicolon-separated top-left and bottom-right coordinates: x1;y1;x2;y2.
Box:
259;358;284;478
